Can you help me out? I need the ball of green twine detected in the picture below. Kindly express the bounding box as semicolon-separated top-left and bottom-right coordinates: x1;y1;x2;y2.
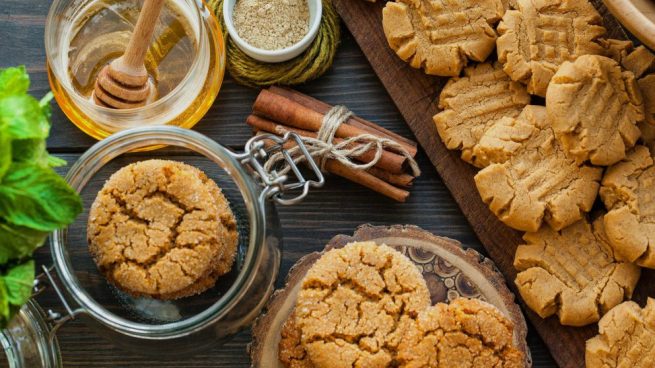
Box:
207;0;340;88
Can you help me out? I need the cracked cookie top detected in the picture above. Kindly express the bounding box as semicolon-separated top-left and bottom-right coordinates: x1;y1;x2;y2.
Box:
294;241;431;368
496;0;606;97
586;298;655;368
433;62;530;168
397;298;525;368
513;217;640;326
547;55;644;166
600;145;655;268
87;160;238;300
382;0;505;77
474;105;602;232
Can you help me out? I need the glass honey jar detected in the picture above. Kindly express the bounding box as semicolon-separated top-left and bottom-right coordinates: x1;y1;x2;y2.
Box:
45;0;226;140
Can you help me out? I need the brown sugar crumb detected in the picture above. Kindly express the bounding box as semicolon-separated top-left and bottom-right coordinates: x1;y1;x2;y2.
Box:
398;298;525;368
233;0;309;51
294;241;431;368
87;160;238;300
279;309;315;368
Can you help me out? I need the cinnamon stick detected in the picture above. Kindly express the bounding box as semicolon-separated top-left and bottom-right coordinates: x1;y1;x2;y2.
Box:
269;86;418;156
256;132;410;202
253;89;417;157
247;114;408;175
326;160;409;202
367;167;414;188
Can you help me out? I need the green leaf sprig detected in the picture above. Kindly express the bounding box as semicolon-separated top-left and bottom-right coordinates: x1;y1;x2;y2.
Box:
0;66;82;329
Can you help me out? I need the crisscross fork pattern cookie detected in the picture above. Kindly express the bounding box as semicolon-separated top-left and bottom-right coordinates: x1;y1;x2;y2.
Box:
497;0;606;96
474;106;602;232
383;0;505;76
514;218;640;326
601;146;655;268
433;63;530;168
586;299;655;368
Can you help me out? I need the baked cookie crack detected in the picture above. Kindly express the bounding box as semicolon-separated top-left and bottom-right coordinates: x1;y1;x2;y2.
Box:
295;242;431;368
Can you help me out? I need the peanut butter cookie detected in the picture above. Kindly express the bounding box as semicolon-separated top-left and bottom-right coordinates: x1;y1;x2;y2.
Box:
382;0;505;77
88;160;238;300
497;0;606;97
514;217;640;326
638;74;655;153
473;105;543;169
474;105;602;232
621;46;655;79
600;145;655;268
433;62;530;167
547;55;644;166
586;298;655;368
397;298;525;368
295;241;431;368
280;309;314;368
641;119;655;153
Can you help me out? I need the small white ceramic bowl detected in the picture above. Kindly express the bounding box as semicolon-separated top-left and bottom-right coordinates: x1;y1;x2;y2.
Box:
223;0;323;63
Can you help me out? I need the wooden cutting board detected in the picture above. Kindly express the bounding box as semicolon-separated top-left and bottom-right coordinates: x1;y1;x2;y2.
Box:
250;225;530;367
331;1;655;367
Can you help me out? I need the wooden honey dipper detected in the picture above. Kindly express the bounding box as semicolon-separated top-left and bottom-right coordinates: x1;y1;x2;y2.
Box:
94;0;164;109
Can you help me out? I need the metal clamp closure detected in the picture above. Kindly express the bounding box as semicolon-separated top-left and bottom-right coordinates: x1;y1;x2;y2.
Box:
36;265;83;340
238;132;324;206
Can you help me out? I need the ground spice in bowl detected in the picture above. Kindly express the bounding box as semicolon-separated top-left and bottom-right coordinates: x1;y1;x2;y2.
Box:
233;0;309;50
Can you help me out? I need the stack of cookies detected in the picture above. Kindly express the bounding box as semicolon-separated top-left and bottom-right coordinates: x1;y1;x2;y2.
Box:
382;0;655;366
279;241;526;368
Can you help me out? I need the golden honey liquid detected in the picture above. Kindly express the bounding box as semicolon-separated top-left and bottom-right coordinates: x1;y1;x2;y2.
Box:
67;0;198;101
48;0;226;140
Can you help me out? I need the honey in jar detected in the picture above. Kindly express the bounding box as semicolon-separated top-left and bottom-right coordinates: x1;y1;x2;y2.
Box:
45;0;226;139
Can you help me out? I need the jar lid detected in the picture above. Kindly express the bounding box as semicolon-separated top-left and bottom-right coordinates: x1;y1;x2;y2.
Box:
1;300;62;368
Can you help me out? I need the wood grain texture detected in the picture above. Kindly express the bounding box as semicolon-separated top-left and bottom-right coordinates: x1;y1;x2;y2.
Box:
603;0;655;50
1;0;556;366
331;1;649;367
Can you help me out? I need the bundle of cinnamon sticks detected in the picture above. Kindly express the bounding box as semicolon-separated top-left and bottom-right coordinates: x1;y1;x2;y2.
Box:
247;87;420;202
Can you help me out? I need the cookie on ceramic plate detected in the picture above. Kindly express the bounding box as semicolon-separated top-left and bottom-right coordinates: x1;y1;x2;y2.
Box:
433;62;530;168
294;241;431;368
248;225;530;368
382;0;506;76
497;0;606;97
397;298;525;368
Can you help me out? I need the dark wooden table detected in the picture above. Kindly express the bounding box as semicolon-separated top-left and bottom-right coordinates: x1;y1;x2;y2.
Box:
1;1;556;366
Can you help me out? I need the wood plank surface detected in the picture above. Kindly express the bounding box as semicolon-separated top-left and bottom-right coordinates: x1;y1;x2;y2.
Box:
0;0;559;366
331;1;653;368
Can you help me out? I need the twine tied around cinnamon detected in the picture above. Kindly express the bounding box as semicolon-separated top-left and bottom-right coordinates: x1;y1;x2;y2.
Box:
263;105;421;178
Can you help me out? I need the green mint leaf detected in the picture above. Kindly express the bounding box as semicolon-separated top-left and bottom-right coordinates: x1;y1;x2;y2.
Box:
0;123;10;180
3;260;34;306
39;92;53;121
0;163;82;232
11;139;48;167
0;95;50;140
0;66;29;98
0;278;9;322
0;222;48;264
47;155;67;168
